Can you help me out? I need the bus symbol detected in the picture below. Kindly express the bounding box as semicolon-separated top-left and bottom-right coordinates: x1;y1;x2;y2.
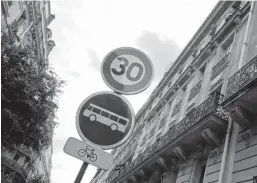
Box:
83;103;129;133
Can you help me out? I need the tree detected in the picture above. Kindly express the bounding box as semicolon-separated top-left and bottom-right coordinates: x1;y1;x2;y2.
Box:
1;34;65;152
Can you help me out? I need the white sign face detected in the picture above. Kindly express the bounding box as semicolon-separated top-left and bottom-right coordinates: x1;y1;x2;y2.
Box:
101;47;154;95
63;137;114;170
76;91;135;150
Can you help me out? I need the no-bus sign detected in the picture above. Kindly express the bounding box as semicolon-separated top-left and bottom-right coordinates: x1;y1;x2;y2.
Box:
75;91;135;150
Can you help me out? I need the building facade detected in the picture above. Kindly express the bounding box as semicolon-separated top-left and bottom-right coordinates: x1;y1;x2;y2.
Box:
1;1;55;183
1;0;55;65
91;1;257;183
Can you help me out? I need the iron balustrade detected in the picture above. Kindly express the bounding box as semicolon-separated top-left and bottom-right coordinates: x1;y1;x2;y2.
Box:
106;92;228;183
224;56;257;101
1;156;28;180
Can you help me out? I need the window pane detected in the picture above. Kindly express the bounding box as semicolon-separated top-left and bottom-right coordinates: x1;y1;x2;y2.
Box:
13;154;20;161
101;111;109;118
92;108;101;114
110;115;118;122
87;106;92;111
118;118;127;125
8;1;12;6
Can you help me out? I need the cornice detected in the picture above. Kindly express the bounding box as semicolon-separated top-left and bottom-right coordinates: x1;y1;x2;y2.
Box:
136;1;232;120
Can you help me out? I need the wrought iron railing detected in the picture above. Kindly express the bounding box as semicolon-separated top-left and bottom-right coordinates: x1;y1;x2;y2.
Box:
106;92;228;183
224;56;257;101
1;156;28;180
211;54;229;80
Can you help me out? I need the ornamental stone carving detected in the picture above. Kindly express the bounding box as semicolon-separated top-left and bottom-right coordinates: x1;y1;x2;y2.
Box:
174;146;187;163
241;129;252;147
202;128;220;148
230;105;254;131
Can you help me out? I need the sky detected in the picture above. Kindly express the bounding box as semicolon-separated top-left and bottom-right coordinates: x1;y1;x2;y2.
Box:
48;0;218;182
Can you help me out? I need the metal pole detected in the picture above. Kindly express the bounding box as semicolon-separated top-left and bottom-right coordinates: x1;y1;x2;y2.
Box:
74;162;89;183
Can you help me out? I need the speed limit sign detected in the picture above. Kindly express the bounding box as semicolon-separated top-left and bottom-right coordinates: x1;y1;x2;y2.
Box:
101;47;154;95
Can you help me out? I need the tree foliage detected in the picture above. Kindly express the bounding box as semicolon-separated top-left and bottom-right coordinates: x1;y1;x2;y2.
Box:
1;34;65;152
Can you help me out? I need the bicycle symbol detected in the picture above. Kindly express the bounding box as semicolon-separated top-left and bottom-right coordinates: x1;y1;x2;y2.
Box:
78;146;97;162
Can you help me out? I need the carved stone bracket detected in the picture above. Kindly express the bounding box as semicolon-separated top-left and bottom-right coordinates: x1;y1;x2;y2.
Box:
179;163;187;172
241;129;252;147
230;105;254;131
138;168;151;181
129;175;141;183
174;146;187;163
192;143;209;160
209;147;220;163
202;128;220;148
157;157;170;172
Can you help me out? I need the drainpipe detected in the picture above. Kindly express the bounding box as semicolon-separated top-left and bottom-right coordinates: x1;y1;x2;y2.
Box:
238;1;255;68
218;2;255;183
218;116;233;183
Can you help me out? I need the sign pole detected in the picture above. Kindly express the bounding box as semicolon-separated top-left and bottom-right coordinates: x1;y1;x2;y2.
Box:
74;162;89;183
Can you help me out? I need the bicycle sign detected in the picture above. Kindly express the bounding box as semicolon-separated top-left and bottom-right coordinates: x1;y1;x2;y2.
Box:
101;47;154;95
64;137;114;170
76;91;135;150
78;147;97;162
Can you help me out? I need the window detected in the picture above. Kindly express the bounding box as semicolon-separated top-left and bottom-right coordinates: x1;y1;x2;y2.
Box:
110;115;118;122
158;115;167;130
17;11;26;24
13;154;20;161
210;84;223;103
223;42;232;57
198;63;206;82
7;1;12;7
87;106;93;111
199;165;206;183
149;126;156;137
169;120;176;127
101;111;109;118
118;118;127;125
141;135;147;147
92;108;101;114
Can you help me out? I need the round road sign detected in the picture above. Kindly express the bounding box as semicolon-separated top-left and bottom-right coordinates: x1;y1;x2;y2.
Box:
101;47;154;95
76;91;135;150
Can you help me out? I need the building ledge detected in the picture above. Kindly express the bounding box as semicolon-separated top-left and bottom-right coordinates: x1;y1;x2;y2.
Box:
107;93;228;183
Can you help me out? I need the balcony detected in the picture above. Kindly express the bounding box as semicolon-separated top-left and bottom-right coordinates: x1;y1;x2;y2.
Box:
222;56;257;131
211;54;229;80
107;93;228;183
222;56;257;110
1;156;28;180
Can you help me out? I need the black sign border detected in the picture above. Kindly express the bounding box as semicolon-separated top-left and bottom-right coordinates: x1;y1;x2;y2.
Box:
75;91;135;150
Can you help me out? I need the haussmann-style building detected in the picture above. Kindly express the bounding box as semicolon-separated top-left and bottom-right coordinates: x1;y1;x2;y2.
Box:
91;1;257;183
1;1;55;183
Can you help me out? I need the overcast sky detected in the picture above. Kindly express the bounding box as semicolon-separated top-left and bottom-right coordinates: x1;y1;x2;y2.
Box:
48;0;218;182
